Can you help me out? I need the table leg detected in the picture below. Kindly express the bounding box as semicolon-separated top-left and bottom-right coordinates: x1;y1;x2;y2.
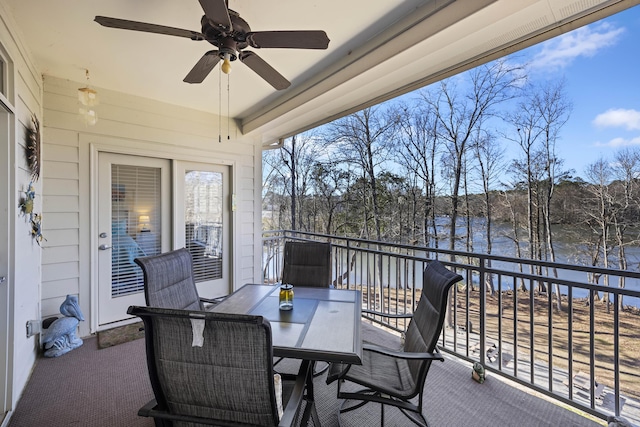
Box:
300;361;321;426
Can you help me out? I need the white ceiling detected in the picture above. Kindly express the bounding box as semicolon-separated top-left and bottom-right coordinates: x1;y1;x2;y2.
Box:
4;0;639;145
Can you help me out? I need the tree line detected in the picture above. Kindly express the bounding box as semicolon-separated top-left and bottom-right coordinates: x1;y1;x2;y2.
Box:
263;58;640;301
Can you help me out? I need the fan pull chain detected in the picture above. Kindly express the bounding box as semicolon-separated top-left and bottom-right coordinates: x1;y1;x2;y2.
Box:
218;66;222;143
227;73;230;140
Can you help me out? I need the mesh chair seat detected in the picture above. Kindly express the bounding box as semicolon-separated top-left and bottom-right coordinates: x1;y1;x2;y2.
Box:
326;260;463;426
329;344;418;399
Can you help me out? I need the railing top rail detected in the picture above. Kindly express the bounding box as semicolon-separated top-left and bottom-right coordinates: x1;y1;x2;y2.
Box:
264;229;640;279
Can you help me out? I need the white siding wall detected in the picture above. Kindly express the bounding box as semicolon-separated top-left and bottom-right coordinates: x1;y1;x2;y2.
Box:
0;1;44;412
42;76;262;337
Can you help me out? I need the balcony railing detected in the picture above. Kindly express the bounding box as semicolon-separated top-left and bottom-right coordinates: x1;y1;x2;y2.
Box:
263;230;640;425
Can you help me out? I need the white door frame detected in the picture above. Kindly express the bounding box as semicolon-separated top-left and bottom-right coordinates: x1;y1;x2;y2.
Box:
0;95;15;422
89;142;238;331
95;152;171;328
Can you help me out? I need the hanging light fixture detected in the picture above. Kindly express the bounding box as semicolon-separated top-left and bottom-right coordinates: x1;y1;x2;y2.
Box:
78;69;98;126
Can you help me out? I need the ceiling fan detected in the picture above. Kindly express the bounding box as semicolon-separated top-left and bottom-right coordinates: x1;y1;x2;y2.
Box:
94;0;330;90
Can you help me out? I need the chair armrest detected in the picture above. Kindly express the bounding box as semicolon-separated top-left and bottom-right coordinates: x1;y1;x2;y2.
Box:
326;361;352;384
362;309;413;319
363;343;444;362
137;399;159;417
279;360;310;427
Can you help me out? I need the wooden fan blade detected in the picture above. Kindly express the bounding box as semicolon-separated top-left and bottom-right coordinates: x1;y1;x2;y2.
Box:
239;51;290;90
94;16;204;40
199;0;232;31
184;51;221;83
247;31;330;49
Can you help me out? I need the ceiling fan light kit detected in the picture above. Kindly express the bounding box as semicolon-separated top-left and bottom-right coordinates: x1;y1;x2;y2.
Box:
221;53;232;74
94;0;330;90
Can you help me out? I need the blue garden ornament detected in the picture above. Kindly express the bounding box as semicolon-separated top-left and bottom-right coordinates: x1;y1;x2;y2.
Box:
59;294;85;321
42;295;85;357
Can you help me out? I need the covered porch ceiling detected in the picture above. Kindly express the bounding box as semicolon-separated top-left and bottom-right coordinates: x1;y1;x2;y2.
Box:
5;0;639;146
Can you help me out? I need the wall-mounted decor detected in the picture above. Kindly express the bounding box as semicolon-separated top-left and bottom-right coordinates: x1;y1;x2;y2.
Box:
19;182;35;215
19;182;46;246
30;213;46;245
26;114;41;181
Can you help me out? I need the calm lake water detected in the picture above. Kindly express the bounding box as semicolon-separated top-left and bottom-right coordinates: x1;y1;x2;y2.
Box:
264;221;640;307
417;219;640;307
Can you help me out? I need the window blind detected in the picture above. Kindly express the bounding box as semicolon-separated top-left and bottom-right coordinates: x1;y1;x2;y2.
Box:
111;164;161;297
185;170;223;283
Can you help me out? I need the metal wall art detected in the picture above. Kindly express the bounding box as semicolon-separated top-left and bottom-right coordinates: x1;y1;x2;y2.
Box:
19;114;46;245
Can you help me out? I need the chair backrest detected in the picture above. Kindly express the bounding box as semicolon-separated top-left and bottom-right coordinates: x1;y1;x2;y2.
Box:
129;305;282;426
281;241;332;288
404;260;462;387
134;248;203;311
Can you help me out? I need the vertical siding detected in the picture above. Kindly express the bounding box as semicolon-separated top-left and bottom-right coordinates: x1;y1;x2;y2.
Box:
42;76;260;335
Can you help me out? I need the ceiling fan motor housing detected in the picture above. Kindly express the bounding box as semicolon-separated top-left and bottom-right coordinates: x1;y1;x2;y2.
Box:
201;10;250;59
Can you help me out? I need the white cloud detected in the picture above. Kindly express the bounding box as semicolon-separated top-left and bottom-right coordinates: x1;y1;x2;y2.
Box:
529;22;624;71
593;109;640;130
594;136;640;147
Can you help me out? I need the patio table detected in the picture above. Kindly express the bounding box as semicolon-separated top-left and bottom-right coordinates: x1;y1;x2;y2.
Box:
210;283;363;425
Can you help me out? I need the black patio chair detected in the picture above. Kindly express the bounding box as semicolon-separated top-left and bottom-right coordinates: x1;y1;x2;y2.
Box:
277;240;332;377
134;247;224;310
128;305;310;427
326;260;463;426
281;240;332;288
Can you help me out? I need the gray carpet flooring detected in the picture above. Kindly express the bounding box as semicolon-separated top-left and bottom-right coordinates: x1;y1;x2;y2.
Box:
8;323;605;427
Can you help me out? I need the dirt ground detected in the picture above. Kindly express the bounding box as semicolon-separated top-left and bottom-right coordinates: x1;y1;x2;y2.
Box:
461;288;640;401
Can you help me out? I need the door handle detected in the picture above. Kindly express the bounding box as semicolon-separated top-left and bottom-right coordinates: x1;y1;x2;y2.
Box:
0;276;5;284
98;244;112;250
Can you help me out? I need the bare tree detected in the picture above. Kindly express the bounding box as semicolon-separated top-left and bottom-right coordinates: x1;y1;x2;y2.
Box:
472;126;506;295
262;147;289;229
311;161;349;235
393;102;440;247
420;59;524;256
329;106;397;242
535;81;572;310
610;147;640;307
462;149;474;254
267;133;324;231
500;187;527;291
504;81;573;297
584;157;615;303
505;95;544;266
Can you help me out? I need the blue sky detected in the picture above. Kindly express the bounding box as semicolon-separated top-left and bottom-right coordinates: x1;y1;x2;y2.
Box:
307;6;640;184
514;5;640;178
